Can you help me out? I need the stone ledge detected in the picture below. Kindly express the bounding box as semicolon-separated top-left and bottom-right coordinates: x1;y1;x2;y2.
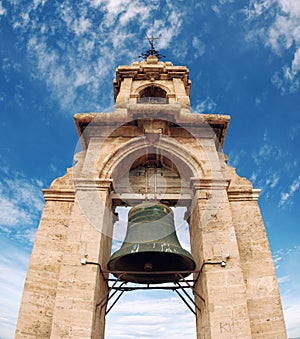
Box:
191;178;230;191
42;189;75;202
74;179;113;191
228;189;261;201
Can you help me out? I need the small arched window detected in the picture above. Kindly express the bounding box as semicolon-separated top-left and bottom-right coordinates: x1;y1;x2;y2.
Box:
137;86;169;104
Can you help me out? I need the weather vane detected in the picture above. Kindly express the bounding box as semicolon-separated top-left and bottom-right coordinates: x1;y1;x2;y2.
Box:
139;35;166;60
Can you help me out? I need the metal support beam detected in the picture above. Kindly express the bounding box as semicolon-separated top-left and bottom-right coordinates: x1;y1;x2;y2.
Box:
82;261;227;316
174;289;196;315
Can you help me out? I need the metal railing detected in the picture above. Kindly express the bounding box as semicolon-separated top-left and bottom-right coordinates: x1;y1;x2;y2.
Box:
137;97;169;104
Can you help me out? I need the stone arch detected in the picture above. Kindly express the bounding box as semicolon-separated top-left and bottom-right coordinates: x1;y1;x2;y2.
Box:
98;135;207;182
139;86;167;98
134;83;171;98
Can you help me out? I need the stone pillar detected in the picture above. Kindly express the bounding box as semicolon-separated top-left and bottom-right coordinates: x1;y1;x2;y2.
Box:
15;191;74;338
116;78;132;107
229;189;287;338
50;180;113;339
172;78;190;107
189;179;252;339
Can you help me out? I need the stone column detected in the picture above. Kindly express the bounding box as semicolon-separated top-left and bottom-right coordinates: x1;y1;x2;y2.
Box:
172;78;190;107
116;78;133;107
50;179;113;339
15;190;74;338
229;189;287;338
189;179;252;339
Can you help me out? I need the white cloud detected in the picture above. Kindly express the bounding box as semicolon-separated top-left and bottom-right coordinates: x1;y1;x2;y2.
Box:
193;97;217;113
192;37;205;58
106;295;196;338
266;172;280;189
0;238;31;339
0;165;44;244
252;130;284;167
278;275;291;283
73;16;92;36
273;254;283;269
279;175;300;206
244;0;300;93
0;197;31;227
283;299;300;337
15;228;37;243
5;0;186;112
291;47;300;76
227;150;247;169
250;172;258;183
119;2;149;26
89;0;106;7
211;4;221;16
279;192;289;206
274;246;300;337
147;7;184;50
0;2;7;16
246;0;273;18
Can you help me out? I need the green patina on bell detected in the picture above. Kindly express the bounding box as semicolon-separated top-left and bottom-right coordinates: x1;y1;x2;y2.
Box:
107;202;196;284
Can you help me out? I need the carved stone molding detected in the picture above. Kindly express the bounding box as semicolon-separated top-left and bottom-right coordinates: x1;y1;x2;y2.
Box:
228;189;261;201
42;189;75;202
74;178;113;191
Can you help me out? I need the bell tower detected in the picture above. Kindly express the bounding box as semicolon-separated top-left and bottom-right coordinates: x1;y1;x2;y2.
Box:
16;52;287;338
113;54;191;108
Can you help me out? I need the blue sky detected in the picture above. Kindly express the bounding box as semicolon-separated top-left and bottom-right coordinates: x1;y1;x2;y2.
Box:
0;0;299;338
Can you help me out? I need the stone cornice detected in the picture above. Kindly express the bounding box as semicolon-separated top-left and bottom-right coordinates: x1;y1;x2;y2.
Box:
74;111;230;150
42;189;75;202
228;189;261;201
190;178;230;191
43;180;113;201
74;179;113;191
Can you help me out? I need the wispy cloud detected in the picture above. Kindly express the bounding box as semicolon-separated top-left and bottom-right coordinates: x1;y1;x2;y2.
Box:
0;164;44;245
0;237;31;339
283;298;300;338
0;1;6;16
272;246;300;337
252;131;283;165
106;295;196;338
192;36;206;58
273;246;300;268
244;0;300;93
193;97;217;113
274;246;300;337
278;275;291;284
3;0;187;113
255;171;281;196
227;150;247;169
279;175;300;207
247;128;300;208
273;252;283;270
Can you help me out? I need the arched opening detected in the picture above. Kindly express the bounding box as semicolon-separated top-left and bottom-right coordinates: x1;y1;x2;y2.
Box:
140;86;167;98
137;86;169;104
105;148;197;338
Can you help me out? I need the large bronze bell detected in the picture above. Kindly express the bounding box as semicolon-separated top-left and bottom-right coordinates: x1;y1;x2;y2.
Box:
107;202;196;284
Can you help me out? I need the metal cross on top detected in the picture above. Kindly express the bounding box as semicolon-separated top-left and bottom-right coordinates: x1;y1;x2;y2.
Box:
139;35;166;60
